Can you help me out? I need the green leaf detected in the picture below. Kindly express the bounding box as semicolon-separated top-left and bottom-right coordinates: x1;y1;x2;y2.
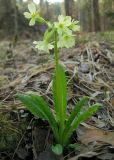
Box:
17;93;59;141
53;64;67;122
66;97;89;126
30;94;57;127
69;143;81;151
53;64;67;144
63;96;89;138
63;103;100;144
17;93;46;119
71;103;100;128
52;144;63;155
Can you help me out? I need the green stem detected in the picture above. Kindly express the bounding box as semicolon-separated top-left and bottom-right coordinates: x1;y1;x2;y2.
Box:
54;29;64;145
54;29;58;68
59;121;64;145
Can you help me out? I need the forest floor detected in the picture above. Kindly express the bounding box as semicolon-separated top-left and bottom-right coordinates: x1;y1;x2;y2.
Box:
0;36;114;160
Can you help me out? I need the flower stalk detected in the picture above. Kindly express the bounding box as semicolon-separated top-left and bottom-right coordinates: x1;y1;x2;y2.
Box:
54;29;58;68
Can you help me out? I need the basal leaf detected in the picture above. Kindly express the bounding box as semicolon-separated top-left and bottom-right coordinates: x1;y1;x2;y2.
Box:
71;103;100;129
53;64;67;123
68;96;89;124
30;94;58;132
63;96;89;137
53;64;67;143
17;93;59;141
17;93;46;119
63;103;100;144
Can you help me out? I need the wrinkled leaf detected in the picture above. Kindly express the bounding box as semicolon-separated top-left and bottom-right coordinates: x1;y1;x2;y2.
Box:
63;103;100;144
63;96;89;138
17;93;59;141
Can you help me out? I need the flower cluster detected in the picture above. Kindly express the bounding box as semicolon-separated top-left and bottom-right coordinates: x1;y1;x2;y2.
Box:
55;15;80;48
24;3;80;52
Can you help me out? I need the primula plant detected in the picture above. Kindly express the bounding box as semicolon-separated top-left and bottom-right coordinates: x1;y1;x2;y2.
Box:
17;3;100;155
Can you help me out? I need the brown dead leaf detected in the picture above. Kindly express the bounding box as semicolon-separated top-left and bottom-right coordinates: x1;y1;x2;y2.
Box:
68;151;98;160
110;97;114;107
2;62;54;90
97;78;112;91
79;127;114;147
